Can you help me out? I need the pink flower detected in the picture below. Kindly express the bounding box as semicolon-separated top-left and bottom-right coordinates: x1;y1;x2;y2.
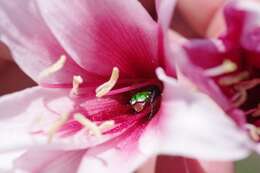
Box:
0;0;249;172
177;0;260;156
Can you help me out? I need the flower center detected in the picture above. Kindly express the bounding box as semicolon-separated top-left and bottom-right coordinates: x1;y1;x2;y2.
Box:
37;64;162;142
210;59;260;141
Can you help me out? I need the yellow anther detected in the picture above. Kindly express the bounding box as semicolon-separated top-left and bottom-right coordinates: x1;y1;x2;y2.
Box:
95;67;119;98
204;60;237;77
70;75;84;96
38;55;67;80
74;113;101;137
47;113;69;143
99;120;115;132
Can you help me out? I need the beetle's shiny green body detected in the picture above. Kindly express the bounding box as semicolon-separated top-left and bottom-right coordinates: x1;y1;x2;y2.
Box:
130;91;152;105
130;91;152;112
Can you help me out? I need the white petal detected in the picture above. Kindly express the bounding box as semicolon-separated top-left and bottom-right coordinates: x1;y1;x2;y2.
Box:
139;69;252;161
0;151;25;172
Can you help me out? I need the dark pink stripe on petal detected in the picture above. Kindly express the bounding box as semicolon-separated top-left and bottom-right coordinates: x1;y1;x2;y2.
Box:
36;0;160;79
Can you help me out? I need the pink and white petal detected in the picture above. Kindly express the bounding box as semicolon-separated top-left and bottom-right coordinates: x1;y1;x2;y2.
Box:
139;69;252;161
77;128;152;173
173;44;233;116
78;148;150;173
183;39;226;69
198;160;234;173
0;87;73;151
221;0;246;48
156;0;177;32
136;157;156;173
0;0;91;84
0;87;107;151
155;0;177;75
36;0;159;79
14;150;85;173
232;0;260;67
0;151;25;172
237;0;260;52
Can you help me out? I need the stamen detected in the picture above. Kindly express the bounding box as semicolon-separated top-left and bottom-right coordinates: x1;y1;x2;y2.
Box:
232;89;247;107
246;124;260;141
70;75;84;96
47;113;69;143
232;79;260;107
204;60;237;77
96;67;119;98
235;79;260;91
74;113;101;137
218;71;249;86
38;55;67;80
99;120;115;132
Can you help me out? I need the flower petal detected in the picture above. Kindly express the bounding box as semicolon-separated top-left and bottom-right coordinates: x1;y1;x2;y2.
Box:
221;0;247;48
231;0;260;68
156;0;177;32
77;126;151;173
36;0;159;78
237;0;260;51
177;42;233;114
0;87;119;152
0;151;25;172
155;0;177;76
0;0;93;84
198;160;234;173
139;69;252;161
14;150;85;173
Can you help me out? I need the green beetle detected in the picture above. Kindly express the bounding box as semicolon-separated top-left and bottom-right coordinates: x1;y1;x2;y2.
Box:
129;91;152;113
129;86;160;116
